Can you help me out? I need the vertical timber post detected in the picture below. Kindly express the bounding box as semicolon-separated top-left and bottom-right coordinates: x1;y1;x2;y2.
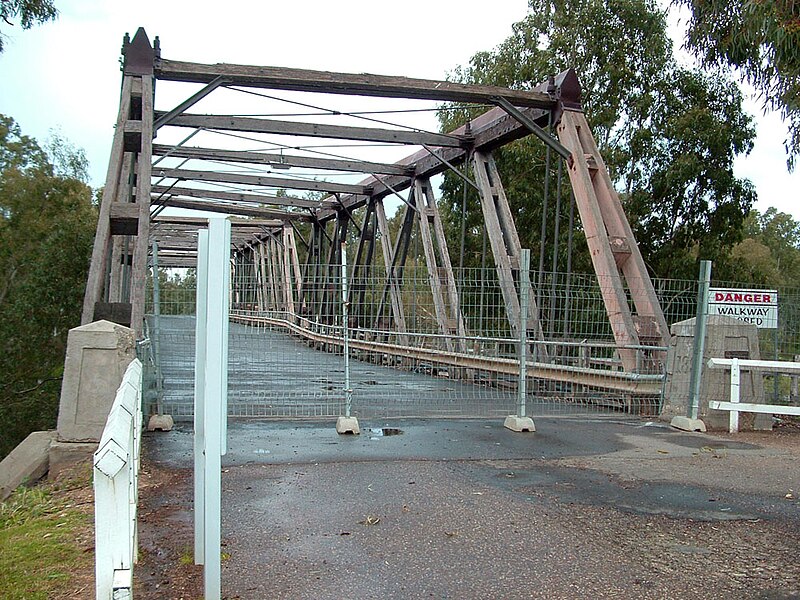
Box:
82;28;157;337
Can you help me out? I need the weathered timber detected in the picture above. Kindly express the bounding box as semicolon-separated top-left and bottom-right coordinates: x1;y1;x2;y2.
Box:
418;179;468;351
152;144;412;176
156;58;556;108
130;75;155;336
281;226;296;317
374;195;411;341
152;196;311;220
152;168;371;196
557;110;668;370
155;113;466;148
108;154;135;302
82;76;135;324
314;105;551;222
110;202;139;236
414;179;455;352
152;216;285;228
472;151;548;359
151;185;320;209
154;77;228;131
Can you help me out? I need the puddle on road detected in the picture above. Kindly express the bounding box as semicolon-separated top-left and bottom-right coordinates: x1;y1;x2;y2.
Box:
369;427;403;440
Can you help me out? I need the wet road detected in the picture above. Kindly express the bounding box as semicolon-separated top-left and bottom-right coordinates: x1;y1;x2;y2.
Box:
141;418;800;599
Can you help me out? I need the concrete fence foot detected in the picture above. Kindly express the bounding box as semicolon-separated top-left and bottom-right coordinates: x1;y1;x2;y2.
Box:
504;416;535;433
335;416;360;435
670;415;707;433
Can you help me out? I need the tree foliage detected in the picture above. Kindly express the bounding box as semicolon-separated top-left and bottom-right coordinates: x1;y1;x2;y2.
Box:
0;114;96;460
439;0;756;280
724;208;800;286
675;0;800;169
0;0;57;52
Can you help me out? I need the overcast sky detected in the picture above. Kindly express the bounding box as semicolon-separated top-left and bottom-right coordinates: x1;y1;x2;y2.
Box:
0;0;797;220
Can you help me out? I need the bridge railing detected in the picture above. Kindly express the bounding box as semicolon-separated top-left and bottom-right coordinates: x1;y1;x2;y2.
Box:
93;358;143;600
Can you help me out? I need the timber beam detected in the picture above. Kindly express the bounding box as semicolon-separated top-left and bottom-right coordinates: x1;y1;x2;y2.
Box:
151;185;320;209
151;196;311;221
315;105;552;222
152;216;285;228
152;144;416;176
155;112;468;148
152;167;372;196
156;59;557;108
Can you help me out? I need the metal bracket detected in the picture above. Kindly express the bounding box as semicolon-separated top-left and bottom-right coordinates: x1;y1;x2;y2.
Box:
154;76;230;132
491;96;573;166
421;144;479;192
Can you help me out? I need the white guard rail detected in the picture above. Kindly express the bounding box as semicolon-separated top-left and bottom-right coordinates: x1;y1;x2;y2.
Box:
94;359;143;600
707;357;800;432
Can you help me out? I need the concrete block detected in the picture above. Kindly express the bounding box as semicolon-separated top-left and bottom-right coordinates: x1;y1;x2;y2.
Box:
147;414;174;432
670;415;707;433
57;320;136;443
0;431;56;501
48;441;97;479
335;416;360;435
504;416;536;432
662;315;766;430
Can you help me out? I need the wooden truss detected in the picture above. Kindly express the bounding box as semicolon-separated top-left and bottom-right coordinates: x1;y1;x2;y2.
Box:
84;27;670;372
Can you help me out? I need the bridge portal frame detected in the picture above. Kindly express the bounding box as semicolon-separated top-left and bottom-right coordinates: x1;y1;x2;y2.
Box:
82;27;669;373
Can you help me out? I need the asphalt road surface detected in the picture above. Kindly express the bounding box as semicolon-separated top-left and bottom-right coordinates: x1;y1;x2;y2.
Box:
137;417;800;599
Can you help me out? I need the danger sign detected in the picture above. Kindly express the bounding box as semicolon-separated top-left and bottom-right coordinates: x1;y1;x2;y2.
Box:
708;287;778;329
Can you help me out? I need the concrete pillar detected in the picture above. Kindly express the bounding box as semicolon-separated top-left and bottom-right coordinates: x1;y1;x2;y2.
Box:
50;320;136;475
662;315;770;431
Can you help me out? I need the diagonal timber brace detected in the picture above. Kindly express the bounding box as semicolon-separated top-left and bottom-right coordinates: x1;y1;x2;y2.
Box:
472;151;549;362
413;179;468;353
557;109;669;371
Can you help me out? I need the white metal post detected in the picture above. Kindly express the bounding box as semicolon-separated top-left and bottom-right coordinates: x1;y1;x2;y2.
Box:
729;358;740;433
151;241;164;412
504;249;535;432
202;218;230;600
193;229;209;564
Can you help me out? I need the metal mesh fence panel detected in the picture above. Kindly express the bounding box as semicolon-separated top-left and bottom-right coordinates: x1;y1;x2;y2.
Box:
146;258;800;421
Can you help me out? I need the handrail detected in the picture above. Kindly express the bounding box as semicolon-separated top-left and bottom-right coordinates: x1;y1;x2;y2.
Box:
706;357;800;432
230;311;665;395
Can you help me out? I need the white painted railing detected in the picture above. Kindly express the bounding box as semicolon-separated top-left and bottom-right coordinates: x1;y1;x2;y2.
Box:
94;359;143;600
707;357;800;433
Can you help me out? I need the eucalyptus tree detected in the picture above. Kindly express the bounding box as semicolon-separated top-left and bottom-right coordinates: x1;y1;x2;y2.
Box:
0;0;57;52
676;0;800;170
0;114;96;459
439;0;756;281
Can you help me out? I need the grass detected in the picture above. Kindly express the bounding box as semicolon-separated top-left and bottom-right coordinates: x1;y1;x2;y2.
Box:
0;462;94;599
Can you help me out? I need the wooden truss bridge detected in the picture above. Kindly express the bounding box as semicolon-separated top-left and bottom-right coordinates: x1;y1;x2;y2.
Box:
83;27;669;387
